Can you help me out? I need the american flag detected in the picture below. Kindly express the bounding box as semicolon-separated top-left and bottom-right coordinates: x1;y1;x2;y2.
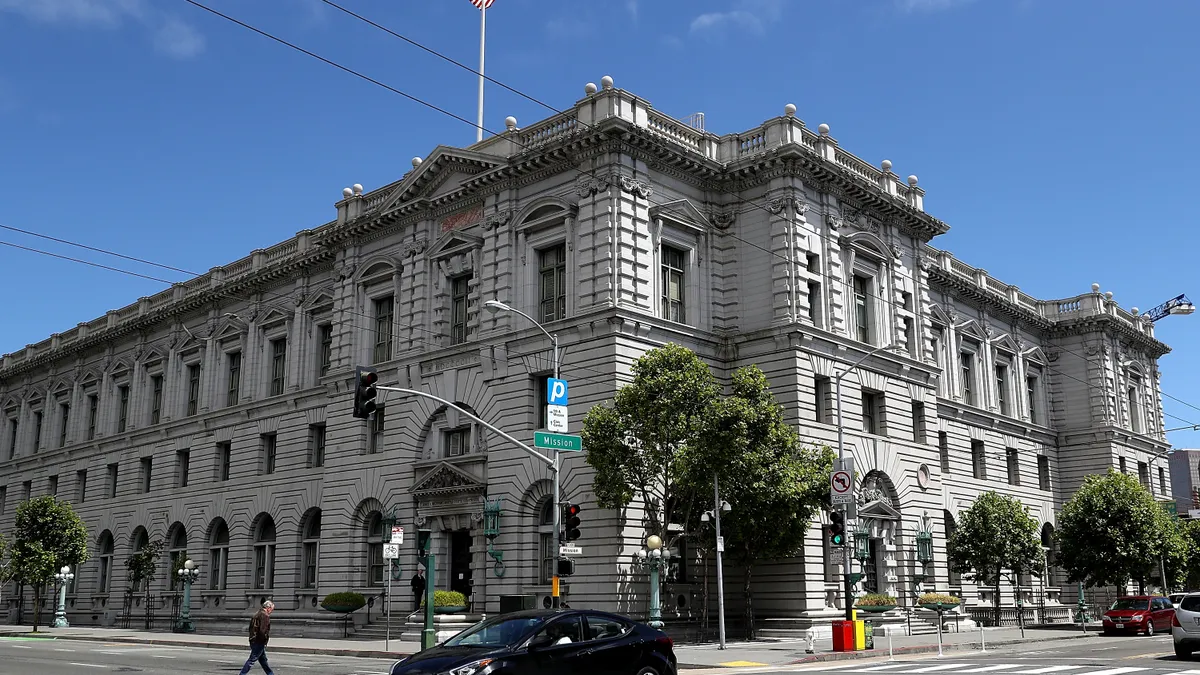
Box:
469;0;495;8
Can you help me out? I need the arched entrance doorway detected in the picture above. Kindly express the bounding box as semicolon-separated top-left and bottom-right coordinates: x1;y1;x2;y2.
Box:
856;471;902;598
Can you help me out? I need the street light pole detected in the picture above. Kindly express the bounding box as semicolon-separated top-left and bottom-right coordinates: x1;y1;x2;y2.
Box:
485;300;563;608
52;566;73;628
835;343;902;621
174;560;200;633
713;478;728;649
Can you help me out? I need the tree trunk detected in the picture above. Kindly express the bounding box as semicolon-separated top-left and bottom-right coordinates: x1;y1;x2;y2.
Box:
994;572;1002;628
743;563;755;641
31;583;42;632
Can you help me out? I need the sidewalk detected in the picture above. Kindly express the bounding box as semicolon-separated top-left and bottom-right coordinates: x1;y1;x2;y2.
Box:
0;622;1104;669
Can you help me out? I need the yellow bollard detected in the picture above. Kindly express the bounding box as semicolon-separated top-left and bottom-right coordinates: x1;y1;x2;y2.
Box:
854;619;866;650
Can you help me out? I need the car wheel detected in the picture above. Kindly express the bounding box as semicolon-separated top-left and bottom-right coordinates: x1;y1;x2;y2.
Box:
1146;621;1155;637
1176;646;1191;660
636;667;661;675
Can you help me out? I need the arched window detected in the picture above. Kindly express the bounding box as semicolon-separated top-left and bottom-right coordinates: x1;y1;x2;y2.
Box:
167;523;187;591
302;510;321;590
208;520;229;591
538;498;555;585
944;511;961;586
97;531;114;593
253;516;276;590
129;527;150;592
366;512;384;586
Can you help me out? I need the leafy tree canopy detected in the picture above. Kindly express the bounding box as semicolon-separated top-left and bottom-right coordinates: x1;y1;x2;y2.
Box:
1056;470;1170;588
126;538;166;592
9;496;89;587
947;491;1044;587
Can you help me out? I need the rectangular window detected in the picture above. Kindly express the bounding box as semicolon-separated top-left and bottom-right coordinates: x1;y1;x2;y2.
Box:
227;352;242;407
150;375;163;424
22;480;31;502
0;486;5;514
117;385;129;432
815;376;832;424
996;364;1010;415
139;457;152;493
373;295;395;363
807;281;822;325
960;352;975;406
971;440;987;480
1006;448;1020;486
534;375;549;430
538;244;567;323
187;364;201;416
904;317;917;357
107;463;118;498
1119;456;1127;474
7;417;16;459
254;542;275;590
262;434;277;474
75;470;87;503
938;431;950;473
1138;461;1149;489
911;401;926;443
451;277;472;345
319;324;333;376
369;408;385;454
33;410;43;452
270;339;287;396
176;450;190;488
853;275;872;344
302;539;318;589
87;395;98;441
447;427;470;456
661;245;686;323
1027;376;1039;424
58;402;70;448
309;424;326;468
1038;455;1050;491
48;474;58;496
861;391;881;435
1128;383;1142;433
217;442;231;482
1159;466;1167;495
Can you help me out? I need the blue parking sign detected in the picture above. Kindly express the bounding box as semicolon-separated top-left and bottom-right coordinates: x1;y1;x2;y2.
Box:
547;378;569;406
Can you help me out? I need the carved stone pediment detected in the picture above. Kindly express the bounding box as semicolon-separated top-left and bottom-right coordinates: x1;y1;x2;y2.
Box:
858;499;902;521
411;461;485;497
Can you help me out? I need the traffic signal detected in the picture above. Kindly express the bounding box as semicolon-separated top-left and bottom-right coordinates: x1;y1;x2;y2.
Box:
353;366;378;419
557;558;576;576
417;528;432;559
829;510;846;546
563;503;581;542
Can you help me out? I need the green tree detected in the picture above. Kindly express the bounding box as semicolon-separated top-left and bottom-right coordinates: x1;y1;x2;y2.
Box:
947;491;1044;627
689;365;833;638
1183;520;1200;590
126;538;166;607
1056;470;1171;590
8;496;90;631
582;343;719;546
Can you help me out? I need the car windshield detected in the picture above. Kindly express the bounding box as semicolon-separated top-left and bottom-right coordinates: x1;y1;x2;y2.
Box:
445;616;545;647
1110;599;1150;611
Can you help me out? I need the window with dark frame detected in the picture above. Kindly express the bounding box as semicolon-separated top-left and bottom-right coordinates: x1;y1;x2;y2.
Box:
48;474;58;496
176;449;190;488
310;424;326;468
367;512;384;586
996;363;1010;416
253;518;276;590
217;442;231;482
97;532;113;593
209;521;229;591
150;375;163;424
302;512;320;589
534;374;550;429
1159;466;1167;495
7;416;17;459
107;463;118;498
33;410;43;452
227;352;241;407
58;402;69;448
1006;448;1020;486
661;245;686;323
853;275;872;344
139;457;152;494
270;338;287;396
1128;380;1142;433
1138;461;1149;489
1038;455;1050;491
815;376;832;424
86;395;98;441
117;385;129;432
861;391;881;435
76;469;87;503
451;276;472;345
971;440;987;480
960;352;975;406
808;281;821;325
187;364;201;416
373;296;395;363
369;408;385;454
319;324;333;376
911;401;926;443
939;432;950;473
262;433;277;474
22;480;31;502
1119;456;1127;474
446;427;470;457
538;244;567;323
0;486;6;514
904;317;916;357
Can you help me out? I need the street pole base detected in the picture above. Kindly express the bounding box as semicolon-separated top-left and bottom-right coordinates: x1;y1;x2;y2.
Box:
51;614;69;628
648;619;664;629
172;618;196;633
421;628;437;650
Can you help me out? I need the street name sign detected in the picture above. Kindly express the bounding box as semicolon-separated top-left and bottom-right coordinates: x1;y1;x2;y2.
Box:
383;544;401;559
534;431;583;452
546;404;569;433
559;545;582;556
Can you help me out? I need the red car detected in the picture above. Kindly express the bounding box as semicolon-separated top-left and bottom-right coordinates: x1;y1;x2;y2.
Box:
1102;596;1175;635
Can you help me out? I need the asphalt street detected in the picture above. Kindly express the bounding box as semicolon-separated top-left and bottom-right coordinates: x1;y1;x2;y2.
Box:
0;637;399;674
761;632;1195;675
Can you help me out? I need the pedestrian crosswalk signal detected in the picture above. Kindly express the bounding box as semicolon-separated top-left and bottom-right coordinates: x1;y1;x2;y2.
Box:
353;366;379;420
829;510;846;546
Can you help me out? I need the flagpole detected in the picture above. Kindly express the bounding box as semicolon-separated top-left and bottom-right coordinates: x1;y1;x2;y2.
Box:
476;2;486;143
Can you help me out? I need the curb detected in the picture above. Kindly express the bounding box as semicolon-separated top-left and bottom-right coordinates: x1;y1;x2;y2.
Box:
783;632;1098;665
0;632;414;660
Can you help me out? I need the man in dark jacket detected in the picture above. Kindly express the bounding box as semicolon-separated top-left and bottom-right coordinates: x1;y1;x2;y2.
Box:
411;568;426;612
239;600;275;675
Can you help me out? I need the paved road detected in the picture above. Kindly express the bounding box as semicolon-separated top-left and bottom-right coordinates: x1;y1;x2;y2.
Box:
0;637;399;674
764;633;1194;675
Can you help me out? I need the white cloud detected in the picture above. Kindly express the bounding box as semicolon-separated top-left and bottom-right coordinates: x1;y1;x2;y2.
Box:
0;0;205;58
896;0;976;12
688;0;783;40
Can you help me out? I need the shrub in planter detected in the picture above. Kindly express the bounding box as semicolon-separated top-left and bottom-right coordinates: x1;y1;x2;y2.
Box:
321;592;367;613
421;590;468;610
917;592;960;607
856;593;898;608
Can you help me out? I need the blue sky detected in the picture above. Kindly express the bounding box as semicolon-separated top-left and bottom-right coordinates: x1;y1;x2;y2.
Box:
1;0;1198;447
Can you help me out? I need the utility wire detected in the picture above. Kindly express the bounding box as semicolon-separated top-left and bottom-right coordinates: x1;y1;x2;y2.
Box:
0;240;178;285
0;223;200;277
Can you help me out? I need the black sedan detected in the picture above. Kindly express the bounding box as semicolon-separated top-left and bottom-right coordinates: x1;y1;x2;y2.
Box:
389;608;677;675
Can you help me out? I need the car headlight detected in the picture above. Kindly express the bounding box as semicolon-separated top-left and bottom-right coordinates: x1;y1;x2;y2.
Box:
1132;615;1144;621
445;658;494;675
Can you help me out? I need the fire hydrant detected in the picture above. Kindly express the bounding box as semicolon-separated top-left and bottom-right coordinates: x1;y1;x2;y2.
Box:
805;627;817;654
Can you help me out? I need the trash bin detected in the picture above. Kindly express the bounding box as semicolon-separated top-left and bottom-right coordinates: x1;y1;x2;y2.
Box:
831;620;855;652
854;619;866;650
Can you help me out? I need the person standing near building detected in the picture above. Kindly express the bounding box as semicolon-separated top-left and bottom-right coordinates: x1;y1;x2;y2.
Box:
411;568;426;612
239;600;275;675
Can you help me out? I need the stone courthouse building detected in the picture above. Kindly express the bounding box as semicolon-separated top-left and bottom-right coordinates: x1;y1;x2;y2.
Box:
0;78;1174;634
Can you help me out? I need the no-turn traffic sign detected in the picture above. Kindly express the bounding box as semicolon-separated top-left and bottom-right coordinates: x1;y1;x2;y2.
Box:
830;470;853;504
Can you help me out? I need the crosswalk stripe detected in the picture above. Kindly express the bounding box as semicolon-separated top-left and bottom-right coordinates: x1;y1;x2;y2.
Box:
1165;671;1200;675
1013;667;1087;674
907;666;977;673
1076;668;1145;675
956;666;1025;673
856;666;917;672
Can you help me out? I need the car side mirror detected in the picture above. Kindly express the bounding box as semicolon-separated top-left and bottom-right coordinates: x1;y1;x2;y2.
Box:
526;634;556;651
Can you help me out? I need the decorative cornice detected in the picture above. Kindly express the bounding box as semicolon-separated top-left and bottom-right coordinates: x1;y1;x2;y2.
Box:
619;176;653;199
402;239;429;257
484;210;513;230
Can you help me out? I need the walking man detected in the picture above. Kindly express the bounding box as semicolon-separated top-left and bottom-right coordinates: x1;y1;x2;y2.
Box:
411;568;426;612
239;600;275;675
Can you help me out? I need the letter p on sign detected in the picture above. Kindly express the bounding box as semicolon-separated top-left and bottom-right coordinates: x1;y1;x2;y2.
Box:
548;378;569;406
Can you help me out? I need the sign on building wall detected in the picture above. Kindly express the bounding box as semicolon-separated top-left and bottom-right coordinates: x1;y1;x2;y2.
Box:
440;207;483;233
